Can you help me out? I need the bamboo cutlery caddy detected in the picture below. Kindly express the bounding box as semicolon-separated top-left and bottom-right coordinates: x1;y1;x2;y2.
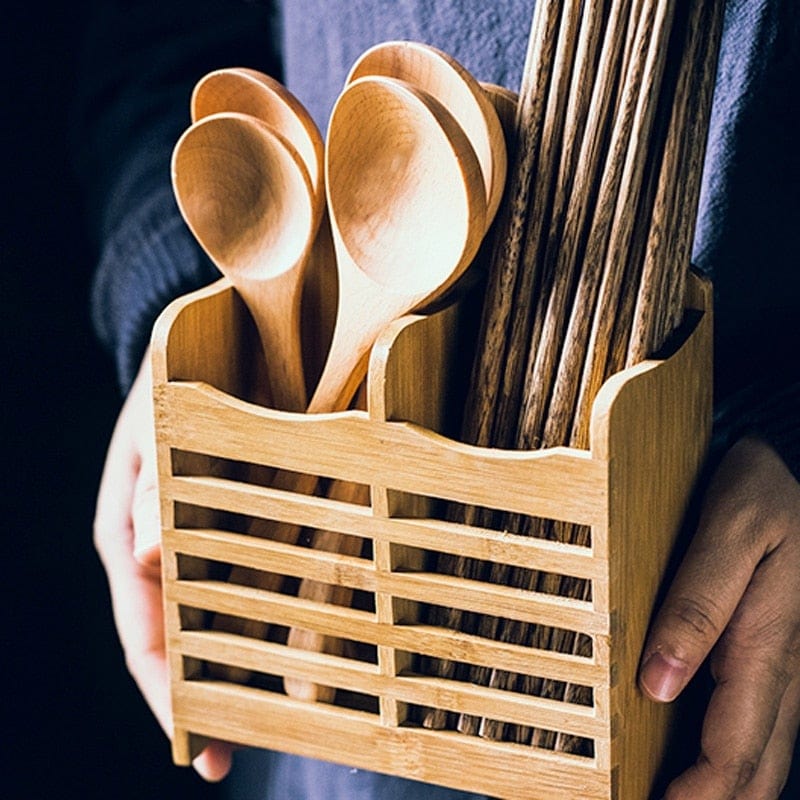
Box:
154;268;712;799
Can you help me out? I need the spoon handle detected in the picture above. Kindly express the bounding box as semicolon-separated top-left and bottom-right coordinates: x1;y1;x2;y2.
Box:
283;477;371;702
243;267;308;412
207;468;320;684
306;257;410;414
283;383;370;702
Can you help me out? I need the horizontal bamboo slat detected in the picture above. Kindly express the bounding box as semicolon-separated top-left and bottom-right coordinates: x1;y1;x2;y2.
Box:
158;381;607;526
173;681;610;799
176;630;606;738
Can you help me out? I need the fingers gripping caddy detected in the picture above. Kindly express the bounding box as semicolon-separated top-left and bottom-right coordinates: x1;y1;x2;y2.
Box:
153;273;712;799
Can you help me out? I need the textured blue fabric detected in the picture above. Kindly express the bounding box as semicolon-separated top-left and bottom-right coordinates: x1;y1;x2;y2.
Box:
91;186;219;387
280;0;535;134
690;0;800;479
75;0;280;391
226;749;489;800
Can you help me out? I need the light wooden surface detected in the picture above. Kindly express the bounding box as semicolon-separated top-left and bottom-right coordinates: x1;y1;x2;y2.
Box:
347;41;507;225
315;73;486;411
277;72;488;697
190;67;325;209
153;270;712;798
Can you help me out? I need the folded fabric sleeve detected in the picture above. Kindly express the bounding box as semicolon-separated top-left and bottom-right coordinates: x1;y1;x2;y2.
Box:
71;0;280;391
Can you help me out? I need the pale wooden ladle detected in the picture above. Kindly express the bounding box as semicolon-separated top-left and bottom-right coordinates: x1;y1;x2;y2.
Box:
189;67;334;386
347;41;507;228
180;76;334;686
171;111;316;411
305;74;488;413
283;74;488;701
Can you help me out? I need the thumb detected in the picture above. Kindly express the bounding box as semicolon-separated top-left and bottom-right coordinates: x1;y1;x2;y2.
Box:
132;465;162;567
639;445;768;702
126;347;161;567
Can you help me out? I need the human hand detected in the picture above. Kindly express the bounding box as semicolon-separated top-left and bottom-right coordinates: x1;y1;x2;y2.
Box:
93;350;236;781
639;436;800;799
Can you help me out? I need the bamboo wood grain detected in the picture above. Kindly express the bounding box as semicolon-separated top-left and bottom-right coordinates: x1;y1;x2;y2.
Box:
420;0;621;733
174;630;609;738
203;69;489;692
538;0;665;450
155;17;721;787
158;381;607;523
566;0;676;450
478;0;680;747
458;0;563;453
154;271;711;797
489;0;586;451
166;573;607;686
662;2;723;336
551;0;724;751
174;682;611;800
284;387;371;703
273;76;488;702
439;0;720;749
628;0;724;360
516;0;632;451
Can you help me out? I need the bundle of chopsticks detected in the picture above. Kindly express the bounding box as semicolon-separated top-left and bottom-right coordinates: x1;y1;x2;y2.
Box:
419;0;724;753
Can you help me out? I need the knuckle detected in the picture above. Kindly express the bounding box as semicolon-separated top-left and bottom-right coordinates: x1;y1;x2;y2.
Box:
698;750;760;793
725;603;800;676
664;594;724;646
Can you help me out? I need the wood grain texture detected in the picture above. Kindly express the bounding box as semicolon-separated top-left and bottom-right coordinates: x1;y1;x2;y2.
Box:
432;0;722;750
155;5;722;788
190;67;325;207
171;112;318;413
153;270;711;798
458;0;562;453
347;41;507;225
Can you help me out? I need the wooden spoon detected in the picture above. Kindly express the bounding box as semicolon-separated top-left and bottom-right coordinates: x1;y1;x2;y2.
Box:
304;74;487;413
346;41;507;228
190;66;336;390
284;74;488;700
183;74;335;684
171;111;317;411
191;67;325;210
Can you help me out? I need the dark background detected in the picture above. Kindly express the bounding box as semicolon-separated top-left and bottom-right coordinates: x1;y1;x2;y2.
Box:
4;4;221;797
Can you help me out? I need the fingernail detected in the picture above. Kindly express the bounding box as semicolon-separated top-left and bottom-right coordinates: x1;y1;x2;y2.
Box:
640;652;688;702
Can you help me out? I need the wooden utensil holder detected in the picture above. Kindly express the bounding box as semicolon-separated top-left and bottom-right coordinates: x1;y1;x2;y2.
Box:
153;272;712;800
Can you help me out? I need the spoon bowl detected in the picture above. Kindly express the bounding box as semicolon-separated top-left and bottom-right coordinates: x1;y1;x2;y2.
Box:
191;67;335;389
308;74;488;412
191;67;325;208
346;41;506;227
283;73;488;700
